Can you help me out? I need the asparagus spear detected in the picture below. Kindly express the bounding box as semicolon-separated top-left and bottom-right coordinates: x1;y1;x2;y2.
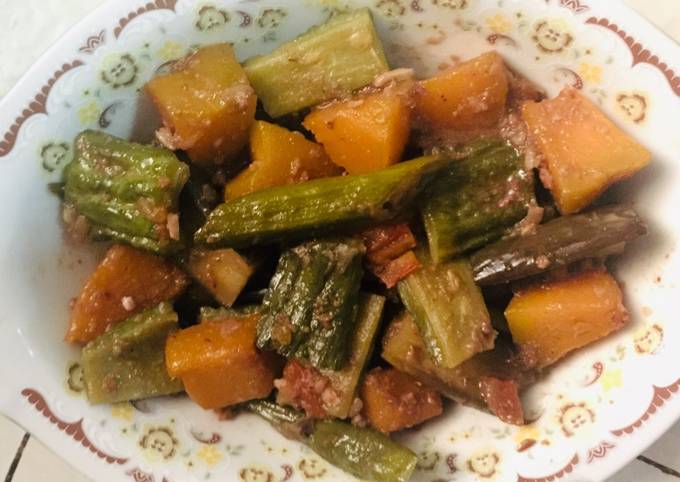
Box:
257;239;364;370
470;204;647;285
194;155;448;249
64;130;189;254
81;302;183;404
308;420;418;482
398;252;496;368
247;402;417;482
244;9;389;117
421;141;535;263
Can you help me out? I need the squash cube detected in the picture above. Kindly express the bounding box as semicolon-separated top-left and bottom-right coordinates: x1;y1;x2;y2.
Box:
416;51;508;130
188;248;253;307
226;121;342;200
66;245;188;344
303;91;411;174
522;88;651;214
505;270;628;368
146;43;256;166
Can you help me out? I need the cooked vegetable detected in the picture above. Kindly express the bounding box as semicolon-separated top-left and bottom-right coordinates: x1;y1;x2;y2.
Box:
246;399;306;426
226;121;342;200
66;244;188;344
382;313;532;414
416;52;508;130
198;305;260;322
194;155;449;248
308;419;418;482
421;141;534;263
304;89;411;174
522;88;651;214
276;295;385;418
471;204;647;285
187;248;253;307
398;253;496;368
244;9;389;117
361;367;443;433
479;377;524;425
362;224;421;288
63;130;189;254
165;313;280;409
81;302;183;404
146;43;256;165
256;239;364;370
323;294;385;418
505;269;628;368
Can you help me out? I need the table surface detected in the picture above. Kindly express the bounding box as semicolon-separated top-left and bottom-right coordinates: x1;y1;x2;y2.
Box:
1;0;679;481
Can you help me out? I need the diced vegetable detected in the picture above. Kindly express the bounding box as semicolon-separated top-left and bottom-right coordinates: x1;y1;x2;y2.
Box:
362;224;421;288
276;295;385;418
225;121;342;200
421;141;535;263
522;88;651;214
198;305;260;322
257;239;364;370
303;90;411;174
194;155;449;248
308;419;418;482
187;248;253;307
361;367;443;433
244;9;389;117
398;254;496;368
323;294;385;418
63;130;189;254
66;244;189;344
479;377;524;425
382;313;532;412
146;43;256;165
165;313;280;409
81;302;183;404
416;52;508;130
505;269;628;368
471;204;647;285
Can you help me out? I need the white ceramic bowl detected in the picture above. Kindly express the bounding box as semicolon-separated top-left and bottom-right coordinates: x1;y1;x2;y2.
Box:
1;1;679;481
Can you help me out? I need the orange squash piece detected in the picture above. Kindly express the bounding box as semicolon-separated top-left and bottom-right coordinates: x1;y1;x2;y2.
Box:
146;43;257;166
505;270;628;368
303;91;411;174
165;314;279;409
416;51;508;130
225;121;342;200
522;88;651;214
361;367;442;433
188;248;253;306
66;245;188;344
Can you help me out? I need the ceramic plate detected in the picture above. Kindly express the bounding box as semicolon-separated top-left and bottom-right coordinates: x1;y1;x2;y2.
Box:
0;0;679;481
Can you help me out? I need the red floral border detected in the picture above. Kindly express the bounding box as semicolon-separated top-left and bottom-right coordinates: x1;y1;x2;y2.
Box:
21;388;129;465
611;378;680;437
0;60;84;158
113;0;179;38
586;17;680;97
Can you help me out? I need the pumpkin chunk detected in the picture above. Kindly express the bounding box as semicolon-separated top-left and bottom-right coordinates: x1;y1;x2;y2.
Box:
146;43;256;166
522;88;651;214
505;270;628;368
187;248;253;307
165;314;280;409
304;90;411;174
66;245;188;344
416;51;508;130
226;121;342;200
361;367;442;433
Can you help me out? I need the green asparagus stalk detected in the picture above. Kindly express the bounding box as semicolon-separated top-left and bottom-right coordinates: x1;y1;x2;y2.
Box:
64;130;189;254
322;294;385;418
398;252;496;368
382;312;534;409
308;420;418;482
421;141;535;263
195;155;448;249
470;204;647;285
257;239;364;370
244;8;389;117
81;302;183;404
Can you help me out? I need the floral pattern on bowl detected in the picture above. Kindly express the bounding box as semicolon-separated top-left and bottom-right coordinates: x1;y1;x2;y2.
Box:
0;0;679;481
